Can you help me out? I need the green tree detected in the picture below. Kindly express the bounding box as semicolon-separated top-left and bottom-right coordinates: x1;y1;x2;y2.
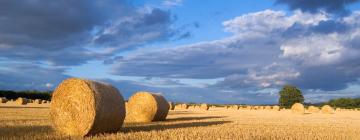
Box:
278;85;304;108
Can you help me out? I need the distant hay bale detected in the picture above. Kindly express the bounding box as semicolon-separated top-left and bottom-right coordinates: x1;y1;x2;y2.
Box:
335;108;342;112
291;103;305;114
35;99;43;104
265;106;272;110
168;102;175;110
246;106;252;110
181;104;189;109
253;106;259;110
272;105;280;111
16;98;27;105
194;105;200;109
231;105;239;110
175;104;182;109
43;100;48;104
321;105;334;114
50;78;126;137
126;91;169;123
200;103;209;110
1;97;8;103
308;106;320;113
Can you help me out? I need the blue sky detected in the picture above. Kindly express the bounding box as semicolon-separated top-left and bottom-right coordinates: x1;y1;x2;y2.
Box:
1;0;360;104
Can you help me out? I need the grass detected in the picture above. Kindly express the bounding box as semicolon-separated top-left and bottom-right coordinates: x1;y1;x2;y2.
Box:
1;102;360;140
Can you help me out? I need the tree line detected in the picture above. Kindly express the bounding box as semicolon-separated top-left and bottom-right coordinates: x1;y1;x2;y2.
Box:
278;85;360;109
0;90;52;100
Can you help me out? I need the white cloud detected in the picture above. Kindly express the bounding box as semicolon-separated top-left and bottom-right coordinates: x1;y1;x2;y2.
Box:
280;33;344;66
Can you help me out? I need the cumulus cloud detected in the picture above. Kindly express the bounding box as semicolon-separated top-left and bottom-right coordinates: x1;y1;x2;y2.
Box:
276;0;360;14
110;9;360;94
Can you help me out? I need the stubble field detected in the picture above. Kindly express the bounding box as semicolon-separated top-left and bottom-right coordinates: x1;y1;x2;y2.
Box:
0;102;360;140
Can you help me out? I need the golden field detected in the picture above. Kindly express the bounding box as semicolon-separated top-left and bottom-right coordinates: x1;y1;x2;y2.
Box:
1;102;360;140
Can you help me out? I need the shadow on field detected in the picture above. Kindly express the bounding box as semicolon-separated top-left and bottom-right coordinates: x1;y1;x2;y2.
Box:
0;125;53;137
123;121;231;133
166;116;227;122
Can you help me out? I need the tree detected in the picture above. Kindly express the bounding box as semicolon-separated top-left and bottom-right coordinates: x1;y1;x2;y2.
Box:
278;85;304;108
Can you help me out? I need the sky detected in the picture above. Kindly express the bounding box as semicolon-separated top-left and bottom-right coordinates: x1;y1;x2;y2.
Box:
1;0;360;104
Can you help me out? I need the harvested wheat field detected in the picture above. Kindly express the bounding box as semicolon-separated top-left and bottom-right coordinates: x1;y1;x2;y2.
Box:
0;103;359;140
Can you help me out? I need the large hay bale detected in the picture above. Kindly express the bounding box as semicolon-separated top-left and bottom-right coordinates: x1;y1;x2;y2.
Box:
168;102;175;110
126;91;169;123
50;78;126;136
181;104;189;109
321;105;334;114
291;103;305;114
0;97;8;103
253;106;259;110
16;97;27;105
200;103;209;110
272;105;280;111
308;106;320;113
35;99;43;104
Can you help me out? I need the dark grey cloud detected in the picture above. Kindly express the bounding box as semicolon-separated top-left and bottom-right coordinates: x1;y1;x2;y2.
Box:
0;1;178;66
276;0;359;14
0;0;125;49
0;62;68;91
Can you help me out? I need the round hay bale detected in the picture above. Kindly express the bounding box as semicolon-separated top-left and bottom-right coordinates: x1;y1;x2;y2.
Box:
16;97;27;105
335;108;342;112
1;97;8;103
200;103;209;110
321;105;334;114
272;105;280;111
246;106;252;110
265;106;272;110
126;91;169;123
307;106;320;113
175;104;182;109
181;104;189;109
231;105;239;110
253;106;259;110
291;103;305;114
35;99;43;104
168;102;175;110
50;78;126;136
43;100;48;104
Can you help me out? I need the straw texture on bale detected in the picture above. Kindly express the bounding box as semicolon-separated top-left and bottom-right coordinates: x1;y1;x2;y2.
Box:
291;103;305;114
272;106;280;111
168;102;175;110
35;99;43;104
200;103;209;110
321;105;334;114
50;78;126;137
0;97;8;103
308;106;320;113
126;92;169;123
16;98;27;105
